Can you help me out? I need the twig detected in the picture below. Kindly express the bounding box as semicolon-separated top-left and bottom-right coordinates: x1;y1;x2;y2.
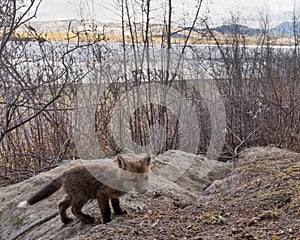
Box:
50;138;71;165
0;94;61;143
151;219;159;227
234;127;262;156
10;212;58;240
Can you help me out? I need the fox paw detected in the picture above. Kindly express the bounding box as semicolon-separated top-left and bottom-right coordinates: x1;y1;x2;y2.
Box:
102;217;112;224
120;209;128;215
83;215;95;224
114;209;127;215
62;217;73;224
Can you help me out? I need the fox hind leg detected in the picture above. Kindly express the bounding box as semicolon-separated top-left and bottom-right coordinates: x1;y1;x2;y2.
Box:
111;198;127;215
59;194;73;224
71;199;95;224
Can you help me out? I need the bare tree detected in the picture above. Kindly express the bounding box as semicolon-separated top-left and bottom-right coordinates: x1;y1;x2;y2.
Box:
0;0;105;184
197;11;300;154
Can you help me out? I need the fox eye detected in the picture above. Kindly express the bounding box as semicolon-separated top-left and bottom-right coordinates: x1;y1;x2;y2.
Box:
144;176;149;180
131;178;138;183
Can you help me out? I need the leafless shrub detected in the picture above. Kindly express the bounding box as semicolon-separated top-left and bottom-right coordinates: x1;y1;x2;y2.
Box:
0;0;105;185
196;13;300;154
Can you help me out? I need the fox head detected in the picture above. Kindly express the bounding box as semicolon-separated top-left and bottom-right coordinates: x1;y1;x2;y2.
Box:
117;154;151;194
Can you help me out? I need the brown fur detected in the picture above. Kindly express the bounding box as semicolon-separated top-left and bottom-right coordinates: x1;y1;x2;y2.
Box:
19;155;151;224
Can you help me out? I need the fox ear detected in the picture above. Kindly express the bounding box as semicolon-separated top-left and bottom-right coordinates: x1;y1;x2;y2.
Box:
143;154;151;166
117;155;128;170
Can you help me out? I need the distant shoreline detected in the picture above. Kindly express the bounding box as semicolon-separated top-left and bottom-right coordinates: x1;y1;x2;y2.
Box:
5;31;297;47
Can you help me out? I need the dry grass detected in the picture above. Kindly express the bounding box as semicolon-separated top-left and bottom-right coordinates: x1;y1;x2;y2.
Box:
3;31;293;45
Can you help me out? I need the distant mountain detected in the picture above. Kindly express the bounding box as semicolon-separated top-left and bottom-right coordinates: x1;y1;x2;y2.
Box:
17;20;300;37
210;24;262;36
18;19;109;33
178;24;262;36
271;21;300;35
171;32;188;38
178;26;201;32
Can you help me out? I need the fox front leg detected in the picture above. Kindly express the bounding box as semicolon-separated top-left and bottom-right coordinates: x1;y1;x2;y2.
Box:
111;198;127;215
97;195;112;224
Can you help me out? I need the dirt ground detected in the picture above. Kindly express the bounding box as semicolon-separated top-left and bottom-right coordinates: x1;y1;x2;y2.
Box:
0;147;299;240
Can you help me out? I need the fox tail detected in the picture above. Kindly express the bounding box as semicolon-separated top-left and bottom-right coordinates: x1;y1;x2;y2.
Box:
18;177;62;208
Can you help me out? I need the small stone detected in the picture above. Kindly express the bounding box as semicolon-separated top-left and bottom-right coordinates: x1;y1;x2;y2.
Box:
248;217;261;226
276;230;284;235
231;227;240;234
194;237;203;240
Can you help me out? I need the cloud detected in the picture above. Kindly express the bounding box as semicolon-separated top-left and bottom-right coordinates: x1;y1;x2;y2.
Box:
33;0;299;25
37;0;80;20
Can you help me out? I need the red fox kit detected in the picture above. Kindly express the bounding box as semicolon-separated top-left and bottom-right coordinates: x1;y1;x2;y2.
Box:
18;155;151;224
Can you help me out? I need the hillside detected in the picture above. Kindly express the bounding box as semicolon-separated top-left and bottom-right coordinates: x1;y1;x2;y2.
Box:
207;24;262;36
271;21;300;35
0;147;299;239
204;22;300;36
22;20;300;37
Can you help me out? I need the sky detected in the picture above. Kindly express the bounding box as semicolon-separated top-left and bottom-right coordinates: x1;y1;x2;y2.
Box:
34;0;299;27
